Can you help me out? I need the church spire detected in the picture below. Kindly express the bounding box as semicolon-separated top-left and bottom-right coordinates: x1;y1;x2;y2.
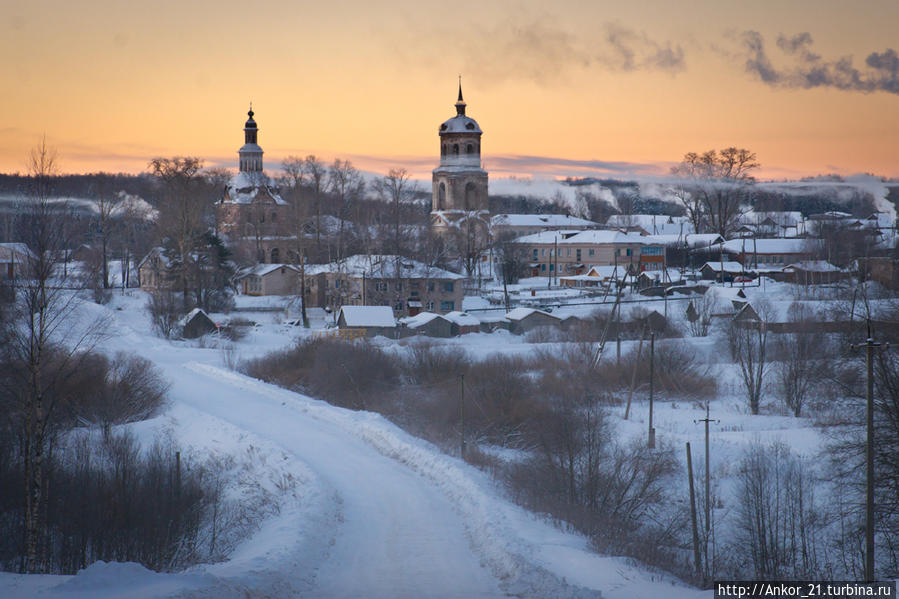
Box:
239;105;263;173
455;76;466;116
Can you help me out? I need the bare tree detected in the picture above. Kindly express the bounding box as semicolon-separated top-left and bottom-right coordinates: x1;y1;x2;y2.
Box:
1;138;105;572
303;155;327;257
670;148;759;237
148;157;205;308
728;299;772;415
282;156;309;326
374;168;417;257
686;292;717;337
773;303;826;417
328;159;364;263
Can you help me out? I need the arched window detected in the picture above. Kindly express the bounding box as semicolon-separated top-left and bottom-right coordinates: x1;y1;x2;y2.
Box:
271;248;280;263
437;182;446;211
466;144;473;154
453;144;459;155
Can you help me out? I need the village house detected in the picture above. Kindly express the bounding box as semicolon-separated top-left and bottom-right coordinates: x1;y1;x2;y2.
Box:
0;242;35;280
605;214;694;236
336;305;397;338
137;247;172;291
504;307;561;335
235;264;299;296
513;229;665;277
305;254;465;316
491;213;599;239
443;311;481;335
400;312;455;338
714;238;816;269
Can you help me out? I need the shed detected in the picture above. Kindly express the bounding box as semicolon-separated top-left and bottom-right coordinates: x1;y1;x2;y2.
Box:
180;308;218;339
337;305;396;338
400;312;454;338
444;311;481;335
699;261;746;281
504;307;562;335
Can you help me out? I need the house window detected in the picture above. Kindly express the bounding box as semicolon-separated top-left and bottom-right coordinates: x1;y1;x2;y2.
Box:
395;282;403;291
440;301;454;311
626;248;632;257
588;249;595;256
410;290;419;298
453;144;459;155
271;248;280;262
549;264;554;271
541;264;546;271
335;279;341;289
428;281;435;291
376;282;388;292
576;249;581;261
533;249;538;260
443;281;454;292
467;144;473;154
426;301;435;311
541;249;546;257
394;301;404;311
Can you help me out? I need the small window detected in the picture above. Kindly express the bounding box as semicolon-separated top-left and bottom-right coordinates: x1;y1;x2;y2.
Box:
428;281;435;292
426;301;435;311
271;211;278;222
395;282;403;291
541;264;546;271
588;249;595;256
453;144;459;155
440;300;454;311
443;282;454;292
466;144;473;154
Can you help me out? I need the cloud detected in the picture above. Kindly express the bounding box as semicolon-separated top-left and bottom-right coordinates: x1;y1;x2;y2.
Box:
735;30;899;94
392;18;686;86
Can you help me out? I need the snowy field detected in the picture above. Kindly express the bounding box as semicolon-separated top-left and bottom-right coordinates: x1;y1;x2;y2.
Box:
0;288;721;599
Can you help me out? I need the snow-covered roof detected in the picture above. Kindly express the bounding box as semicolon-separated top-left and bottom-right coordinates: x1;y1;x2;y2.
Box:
606;214;690;228
306;255;464;280
717;238;814;254
222;171;287;206
401;312;450;329
236;263;299;279
177;307;213;328
562;230;661;246
443;311;480;327
505;307;560;321
338;305;396;328
652;233;723;248
700;261;746;273
782;260;846;273
511;230;659;246
439;115;482;134
639;268;684;283
137;247;171;269
492;214;598;228
0;242;37;260
738;211;804;226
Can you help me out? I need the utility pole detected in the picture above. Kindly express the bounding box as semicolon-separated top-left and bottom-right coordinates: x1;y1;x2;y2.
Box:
648;331;655;448
686;442;702;576
695;402;719;563
851;329;881;583
459;374;466;459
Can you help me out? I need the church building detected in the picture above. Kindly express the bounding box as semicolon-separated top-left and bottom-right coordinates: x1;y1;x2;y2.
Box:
216;108;291;264
430;83;489;230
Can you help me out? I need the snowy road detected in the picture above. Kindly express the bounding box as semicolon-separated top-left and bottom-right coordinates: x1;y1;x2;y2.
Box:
167;361;505;598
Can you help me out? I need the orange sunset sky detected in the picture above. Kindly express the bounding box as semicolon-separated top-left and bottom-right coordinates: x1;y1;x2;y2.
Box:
1;0;897;180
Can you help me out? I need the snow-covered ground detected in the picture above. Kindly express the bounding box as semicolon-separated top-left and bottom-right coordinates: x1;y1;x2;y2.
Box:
0;290;712;599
